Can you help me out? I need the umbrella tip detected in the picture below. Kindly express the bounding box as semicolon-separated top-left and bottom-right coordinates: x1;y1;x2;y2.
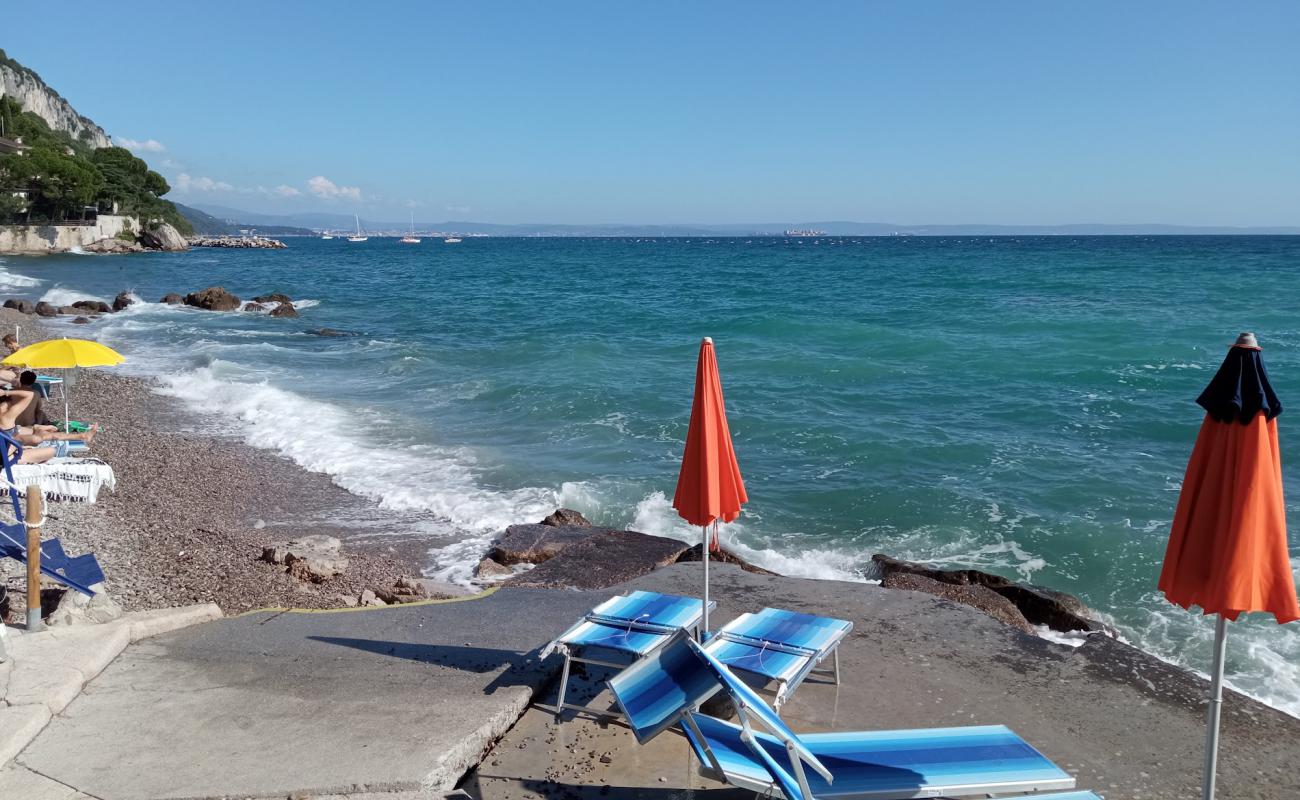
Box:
703;336;713;345
1233;332;1260;349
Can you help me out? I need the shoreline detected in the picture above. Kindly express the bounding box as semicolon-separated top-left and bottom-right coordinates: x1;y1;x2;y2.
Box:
0;308;428;615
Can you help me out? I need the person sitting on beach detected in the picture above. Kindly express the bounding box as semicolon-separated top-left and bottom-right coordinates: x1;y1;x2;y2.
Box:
0;388;55;464
7;373;97;454
0;334;21;387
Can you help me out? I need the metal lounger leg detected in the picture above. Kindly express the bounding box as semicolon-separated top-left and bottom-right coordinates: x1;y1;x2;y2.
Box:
833;647;841;686
555;653;572;718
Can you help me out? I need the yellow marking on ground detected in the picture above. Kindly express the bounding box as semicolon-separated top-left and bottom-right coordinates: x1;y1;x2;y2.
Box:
231;586;500;617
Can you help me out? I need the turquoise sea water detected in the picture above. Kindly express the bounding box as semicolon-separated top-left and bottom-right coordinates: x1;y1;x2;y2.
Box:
2;235;1298;716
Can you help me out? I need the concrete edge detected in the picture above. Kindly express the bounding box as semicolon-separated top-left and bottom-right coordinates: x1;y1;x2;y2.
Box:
229;586;499;617
0;603;224;770
420;685;536;793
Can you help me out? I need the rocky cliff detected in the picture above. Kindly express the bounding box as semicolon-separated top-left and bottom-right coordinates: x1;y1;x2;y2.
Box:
0;52;111;148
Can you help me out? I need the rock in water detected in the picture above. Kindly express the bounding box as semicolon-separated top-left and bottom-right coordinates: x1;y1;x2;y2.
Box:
505;530;691;589
71;316;90;324
3;298;33;314
881;572;1036;634
253;293;293;304
261;535;349;583
137;222;189;251
871;553;1108;633
34;301;57;317
306;328;351;337
112;291;135;312
487;523;600;565
184;286;242;311
73;299;112;314
159;293;184;305
540;508;592;527
475;558;514;579
269;301;298;318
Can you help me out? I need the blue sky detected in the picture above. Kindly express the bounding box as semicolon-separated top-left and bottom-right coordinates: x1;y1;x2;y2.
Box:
7;1;1299;225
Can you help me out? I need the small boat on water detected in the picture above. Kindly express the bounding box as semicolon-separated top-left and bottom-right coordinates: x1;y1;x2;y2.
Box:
444;237;462;243
400;213;421;244
321;231;335;240
348;214;368;242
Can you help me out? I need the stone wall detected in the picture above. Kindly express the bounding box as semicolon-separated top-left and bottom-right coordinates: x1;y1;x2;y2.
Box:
0;215;133;254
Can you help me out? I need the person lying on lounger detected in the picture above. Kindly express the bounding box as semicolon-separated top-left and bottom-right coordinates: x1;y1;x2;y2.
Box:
0;389;55;464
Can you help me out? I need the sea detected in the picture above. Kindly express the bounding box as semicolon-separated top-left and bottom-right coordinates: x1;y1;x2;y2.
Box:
1;235;1298;718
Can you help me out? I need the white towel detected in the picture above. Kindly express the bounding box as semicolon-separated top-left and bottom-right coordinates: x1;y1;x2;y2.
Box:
2;458;117;503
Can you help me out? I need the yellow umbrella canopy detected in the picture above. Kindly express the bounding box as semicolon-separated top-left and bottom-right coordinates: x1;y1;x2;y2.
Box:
2;338;124;369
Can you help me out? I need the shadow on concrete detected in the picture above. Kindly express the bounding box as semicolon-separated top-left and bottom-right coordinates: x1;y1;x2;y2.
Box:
308;636;551;694
461;774;752;799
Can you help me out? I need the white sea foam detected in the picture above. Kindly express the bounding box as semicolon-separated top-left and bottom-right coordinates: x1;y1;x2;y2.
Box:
39;286;111;307
0;266;43;290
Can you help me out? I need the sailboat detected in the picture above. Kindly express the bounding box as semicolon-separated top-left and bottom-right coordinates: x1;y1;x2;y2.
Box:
348;214;368;242
400;213;421;244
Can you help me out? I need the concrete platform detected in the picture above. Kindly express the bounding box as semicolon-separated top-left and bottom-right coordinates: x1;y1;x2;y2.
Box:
468;564;1300;800
15;588;596;800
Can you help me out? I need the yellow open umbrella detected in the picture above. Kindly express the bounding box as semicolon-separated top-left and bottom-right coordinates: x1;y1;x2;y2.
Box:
2;338;125;428
2;338;124;369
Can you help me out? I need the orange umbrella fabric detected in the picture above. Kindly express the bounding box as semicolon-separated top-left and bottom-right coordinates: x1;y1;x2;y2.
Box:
1158;344;1299;624
673;337;748;539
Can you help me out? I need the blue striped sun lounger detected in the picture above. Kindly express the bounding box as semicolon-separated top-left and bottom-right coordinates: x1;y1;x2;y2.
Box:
608;630;1095;800
704;606;851;710
540;590;714;718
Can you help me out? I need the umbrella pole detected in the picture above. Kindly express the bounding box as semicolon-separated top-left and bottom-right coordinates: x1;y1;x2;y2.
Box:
702;524;710;637
1202;615;1229;800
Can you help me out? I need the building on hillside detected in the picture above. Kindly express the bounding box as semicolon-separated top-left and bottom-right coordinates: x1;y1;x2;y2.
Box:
0;135;29;155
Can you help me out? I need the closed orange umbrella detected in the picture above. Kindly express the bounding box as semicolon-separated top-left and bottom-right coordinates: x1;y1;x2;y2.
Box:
673;337;748;633
1158;333;1299;800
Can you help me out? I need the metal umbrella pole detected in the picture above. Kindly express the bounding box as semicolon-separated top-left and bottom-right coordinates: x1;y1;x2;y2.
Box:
1202;616;1229;800
701;523;710;636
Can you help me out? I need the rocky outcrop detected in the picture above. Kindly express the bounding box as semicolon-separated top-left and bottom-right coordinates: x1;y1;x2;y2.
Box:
58;305;81;315
2;298;33;314
0;58;112;148
72;316;90;324
112;291;135;312
160;293;183;305
871;554;1109;634
476;558;514;579
676;543;779;576
882;572;1035;634
253;293;292;304
73;299;112;314
138;223;188;252
487;523;601;566
83;236;144;254
540;508;592;527
505;530;692;590
269;301;298;318
261;535;349;583
184;286;241;311
34;301;57;317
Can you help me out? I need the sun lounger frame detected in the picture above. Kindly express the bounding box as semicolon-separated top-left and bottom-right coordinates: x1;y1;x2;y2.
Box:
704;608;851;710
542;590;714;719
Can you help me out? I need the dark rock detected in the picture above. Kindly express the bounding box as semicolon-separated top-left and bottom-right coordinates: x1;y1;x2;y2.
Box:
677;543;779;576
160;293;184;305
242;302;260;312
881;572;1035;634
72;299;112;314
306;328;352;337
112;291;135;312
71;316;90;324
253;293;293;304
58;306;81;315
487;523;601;565
540;508;592;527
871;554;1108;633
3;299;33;314
269;301;298;318
33;301;57;318
184;286;242;311
505;530;692;590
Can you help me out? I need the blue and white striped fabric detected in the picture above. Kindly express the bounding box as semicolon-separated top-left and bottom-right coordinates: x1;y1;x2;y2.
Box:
706;607;851;683
687;637;829;779
683;715;1076;799
608;631;720;743
544;590;708;660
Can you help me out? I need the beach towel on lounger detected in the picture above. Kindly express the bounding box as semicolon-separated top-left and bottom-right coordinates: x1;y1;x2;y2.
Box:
1;457;117;503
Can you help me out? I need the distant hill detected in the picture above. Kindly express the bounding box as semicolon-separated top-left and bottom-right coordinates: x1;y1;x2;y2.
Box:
175;202;314;236
192;204;1300;237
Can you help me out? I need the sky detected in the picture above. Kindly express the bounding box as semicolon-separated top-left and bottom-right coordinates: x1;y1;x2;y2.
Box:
7;1;1299;226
